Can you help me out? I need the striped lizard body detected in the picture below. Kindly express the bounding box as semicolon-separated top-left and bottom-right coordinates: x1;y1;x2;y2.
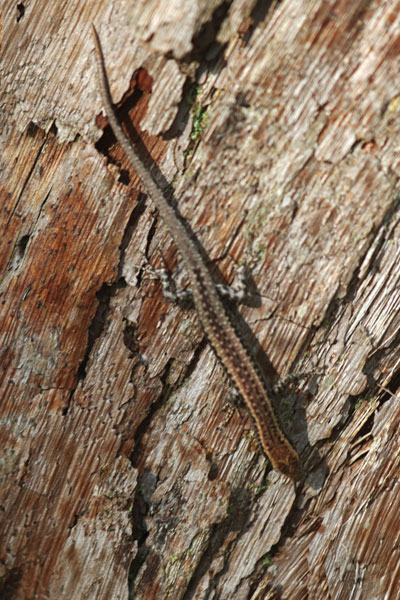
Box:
92;26;301;481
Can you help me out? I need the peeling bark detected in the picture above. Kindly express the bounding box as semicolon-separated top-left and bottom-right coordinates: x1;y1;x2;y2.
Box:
1;1;400;599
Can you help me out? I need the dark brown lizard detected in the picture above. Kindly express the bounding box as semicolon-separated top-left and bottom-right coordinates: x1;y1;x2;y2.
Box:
92;26;301;481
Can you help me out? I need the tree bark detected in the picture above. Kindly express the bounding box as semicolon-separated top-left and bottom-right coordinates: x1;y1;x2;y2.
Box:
1;1;399;599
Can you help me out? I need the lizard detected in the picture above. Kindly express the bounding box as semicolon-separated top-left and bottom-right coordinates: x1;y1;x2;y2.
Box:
91;25;301;481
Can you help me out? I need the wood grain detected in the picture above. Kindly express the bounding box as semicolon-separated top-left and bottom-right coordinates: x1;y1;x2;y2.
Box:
0;1;399;598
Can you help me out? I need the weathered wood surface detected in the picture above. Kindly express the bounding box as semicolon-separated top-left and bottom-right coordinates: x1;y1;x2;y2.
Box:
0;1;399;598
